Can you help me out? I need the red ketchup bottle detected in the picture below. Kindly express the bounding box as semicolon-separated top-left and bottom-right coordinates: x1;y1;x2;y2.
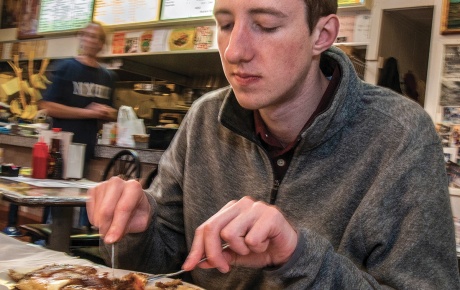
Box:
32;137;49;179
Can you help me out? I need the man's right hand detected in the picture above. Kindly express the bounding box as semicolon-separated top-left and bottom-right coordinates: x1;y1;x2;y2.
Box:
86;177;152;244
86;102;117;121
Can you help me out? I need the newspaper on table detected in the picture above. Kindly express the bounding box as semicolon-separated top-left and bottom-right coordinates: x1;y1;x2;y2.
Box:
0;176;98;189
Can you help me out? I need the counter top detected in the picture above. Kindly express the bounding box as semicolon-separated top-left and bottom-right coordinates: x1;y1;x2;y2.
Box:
0;134;164;165
95;144;164;164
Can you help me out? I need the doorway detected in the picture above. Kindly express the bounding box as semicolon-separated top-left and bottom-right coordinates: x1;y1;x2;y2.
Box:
378;7;434;106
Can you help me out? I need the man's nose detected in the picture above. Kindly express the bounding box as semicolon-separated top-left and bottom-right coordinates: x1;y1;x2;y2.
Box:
223;24;254;63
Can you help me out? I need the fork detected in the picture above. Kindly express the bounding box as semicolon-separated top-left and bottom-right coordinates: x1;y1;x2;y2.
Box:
147;243;230;282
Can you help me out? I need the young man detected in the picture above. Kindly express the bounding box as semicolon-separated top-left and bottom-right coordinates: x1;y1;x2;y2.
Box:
39;21;117;166
87;0;460;289
40;21;117;226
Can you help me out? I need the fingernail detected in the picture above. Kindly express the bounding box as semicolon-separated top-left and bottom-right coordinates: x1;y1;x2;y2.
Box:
105;234;115;244
217;267;228;273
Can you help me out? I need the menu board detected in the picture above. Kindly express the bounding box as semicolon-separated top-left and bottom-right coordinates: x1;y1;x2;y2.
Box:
93;0;161;26
37;0;95;34
161;0;214;20
338;0;364;6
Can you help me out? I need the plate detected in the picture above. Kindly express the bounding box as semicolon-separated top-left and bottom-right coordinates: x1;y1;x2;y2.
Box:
0;265;204;290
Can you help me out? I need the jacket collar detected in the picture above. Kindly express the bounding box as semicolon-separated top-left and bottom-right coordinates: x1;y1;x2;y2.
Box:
218;46;363;150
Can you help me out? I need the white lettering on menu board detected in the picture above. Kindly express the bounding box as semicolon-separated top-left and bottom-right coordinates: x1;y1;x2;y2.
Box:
93;0;160;26
161;0;215;20
38;0;95;33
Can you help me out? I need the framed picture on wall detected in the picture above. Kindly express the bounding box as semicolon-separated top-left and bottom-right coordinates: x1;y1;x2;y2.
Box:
441;0;460;34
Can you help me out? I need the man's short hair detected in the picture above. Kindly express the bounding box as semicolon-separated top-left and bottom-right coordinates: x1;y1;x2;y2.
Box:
304;0;338;33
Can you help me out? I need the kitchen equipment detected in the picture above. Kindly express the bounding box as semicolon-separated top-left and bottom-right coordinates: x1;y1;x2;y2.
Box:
133;134;149;149
148;127;178;149
151;107;188;126
0;164;21;177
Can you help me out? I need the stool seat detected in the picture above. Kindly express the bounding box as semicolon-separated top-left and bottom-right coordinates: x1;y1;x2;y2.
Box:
19;224;101;247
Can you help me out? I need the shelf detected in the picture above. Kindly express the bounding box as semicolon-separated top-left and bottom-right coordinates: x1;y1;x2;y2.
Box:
100;50;225;85
103;17;216;32
334;42;368;47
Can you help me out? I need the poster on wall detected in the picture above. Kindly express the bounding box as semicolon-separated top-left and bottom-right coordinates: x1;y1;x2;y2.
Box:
441;45;460;106
441;0;460;34
444;106;460;124
168;28;196;51
353;14;371;43
336;13;356;43
194;26;214;50
111;30;154;54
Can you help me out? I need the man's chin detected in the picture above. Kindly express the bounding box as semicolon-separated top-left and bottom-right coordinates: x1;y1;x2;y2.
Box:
233;93;265;111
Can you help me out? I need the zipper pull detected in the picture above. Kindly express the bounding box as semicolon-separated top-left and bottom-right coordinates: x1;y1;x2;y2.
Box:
270;179;280;204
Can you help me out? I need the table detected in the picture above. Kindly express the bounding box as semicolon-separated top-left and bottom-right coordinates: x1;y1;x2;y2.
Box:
0;232;93;270
0;233;202;289
0;232;95;288
0;178;90;253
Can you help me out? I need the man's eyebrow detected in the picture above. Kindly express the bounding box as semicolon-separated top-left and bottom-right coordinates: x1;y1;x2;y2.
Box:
214;8;288;18
213;8;231;17
248;8;288;18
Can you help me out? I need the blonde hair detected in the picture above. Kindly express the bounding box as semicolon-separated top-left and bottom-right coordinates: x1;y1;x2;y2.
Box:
79;21;107;43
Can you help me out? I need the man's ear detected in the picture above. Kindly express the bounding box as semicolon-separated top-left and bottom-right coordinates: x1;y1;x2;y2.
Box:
312;15;340;56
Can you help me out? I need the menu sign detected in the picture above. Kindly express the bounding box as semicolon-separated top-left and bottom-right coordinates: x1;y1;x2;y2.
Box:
37;0;95;33
338;0;364;6
337;0;364;6
161;0;214;20
93;0;160;26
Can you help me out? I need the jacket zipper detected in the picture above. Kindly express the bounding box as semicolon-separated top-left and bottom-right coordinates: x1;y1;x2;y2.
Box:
269;179;280;204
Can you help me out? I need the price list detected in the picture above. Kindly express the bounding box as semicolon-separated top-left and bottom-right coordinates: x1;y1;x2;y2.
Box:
93;0;160;26
37;0;95;33
161;0;214;20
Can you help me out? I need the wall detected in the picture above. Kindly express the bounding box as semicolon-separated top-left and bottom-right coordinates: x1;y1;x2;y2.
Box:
378;10;432;84
365;0;460;123
114;83;186;118
377;8;432;105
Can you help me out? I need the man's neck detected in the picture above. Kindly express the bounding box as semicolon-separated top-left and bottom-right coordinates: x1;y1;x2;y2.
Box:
76;55;99;68
259;72;330;145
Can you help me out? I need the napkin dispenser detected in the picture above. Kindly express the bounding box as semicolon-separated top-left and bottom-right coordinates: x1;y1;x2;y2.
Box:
65;143;86;179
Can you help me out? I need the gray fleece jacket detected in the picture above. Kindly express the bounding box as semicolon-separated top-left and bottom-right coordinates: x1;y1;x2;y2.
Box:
104;46;460;289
